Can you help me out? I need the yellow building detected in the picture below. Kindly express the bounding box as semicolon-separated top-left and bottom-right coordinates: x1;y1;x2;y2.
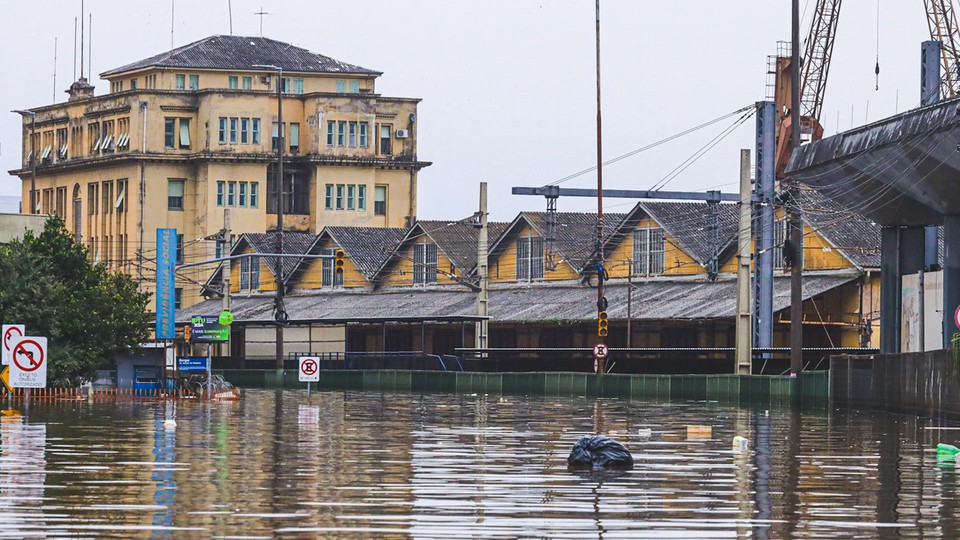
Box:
9;35;429;311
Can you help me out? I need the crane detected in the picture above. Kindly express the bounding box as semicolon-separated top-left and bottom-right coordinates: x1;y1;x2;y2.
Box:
924;0;960;98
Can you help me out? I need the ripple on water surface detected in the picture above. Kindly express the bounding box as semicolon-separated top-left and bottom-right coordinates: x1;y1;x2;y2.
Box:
0;390;955;538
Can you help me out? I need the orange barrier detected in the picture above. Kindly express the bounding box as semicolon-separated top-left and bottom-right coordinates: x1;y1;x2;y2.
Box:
0;387;203;402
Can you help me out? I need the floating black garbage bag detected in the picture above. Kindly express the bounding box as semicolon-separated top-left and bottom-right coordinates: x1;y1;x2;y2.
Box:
567;435;634;470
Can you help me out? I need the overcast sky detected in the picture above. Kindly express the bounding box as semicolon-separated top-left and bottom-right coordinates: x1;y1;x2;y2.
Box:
0;1;932;221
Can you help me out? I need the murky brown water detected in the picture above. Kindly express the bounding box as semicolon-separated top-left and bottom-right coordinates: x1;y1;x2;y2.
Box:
0;390;959;538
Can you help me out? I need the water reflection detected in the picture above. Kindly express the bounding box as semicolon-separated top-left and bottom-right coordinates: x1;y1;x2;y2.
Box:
0;392;958;537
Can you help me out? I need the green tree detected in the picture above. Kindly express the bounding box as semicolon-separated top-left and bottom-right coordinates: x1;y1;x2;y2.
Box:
0;216;151;385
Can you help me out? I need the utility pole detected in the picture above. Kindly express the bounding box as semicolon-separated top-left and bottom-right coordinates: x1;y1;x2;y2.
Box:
736;149;753;374
138;101;148;285
476;182;489;350
790;0;804;377
222;208;232;352
254;64;286;372
595;0;606;376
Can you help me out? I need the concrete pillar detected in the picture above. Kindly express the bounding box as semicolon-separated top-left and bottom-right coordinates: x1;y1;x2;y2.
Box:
943;216;960;347
880;226;925;353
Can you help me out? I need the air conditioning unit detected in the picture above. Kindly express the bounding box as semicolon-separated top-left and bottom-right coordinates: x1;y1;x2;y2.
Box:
395;129;409;139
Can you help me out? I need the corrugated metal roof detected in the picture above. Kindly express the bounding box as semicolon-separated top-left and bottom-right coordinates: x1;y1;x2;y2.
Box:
322;227;407;280
517;212;626;272
101;35;380;77
415;220;510;273
795;188;881;269
179;275;857;324
240;231;316;282
638;202;740;267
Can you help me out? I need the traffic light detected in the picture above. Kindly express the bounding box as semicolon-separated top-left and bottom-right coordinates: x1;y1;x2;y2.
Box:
184;325;192;343
334;249;345;275
597;311;608;338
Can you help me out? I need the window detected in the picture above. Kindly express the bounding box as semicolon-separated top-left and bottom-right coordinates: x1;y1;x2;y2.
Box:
336;80;346;93
217;181;225;207
240;118;249;144
239;182;247;207
250;182;259;208
289;123;300;152
228;76;238;89
227;182;236;207
174;288;183;311
374;186;387;216
168;179;185;210
164;119;175;148
336;185;344;210
633;227;665;275
272;122;285;151
229;118;238;144
88;183;99;215
293;78;304;94
327;121;335;146
266;167;309;215
321;248;344;288
175;74;185;90
281;77;290;93
242;76;252;90
176;234;184;265
252;118;261;144
347;185;355;210
349;81;360;93
240;255;260;291
359;122;368;147
325;184;333;210
379;124;392;155
55;187;67;217
337;121;346;146
413;243;438;285
88;122;101;154
179;118;190;148
115;180;127;213
348;122;357;147
130;79;137;89
358;185;366;211
188;74;199;90
516;236;545;281
218;118;227;144
101;181;113;216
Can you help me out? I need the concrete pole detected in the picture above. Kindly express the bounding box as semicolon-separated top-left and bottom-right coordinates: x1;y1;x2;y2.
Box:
789;0;804;376
476;182;489;350
736;149;753;374
222;208;231;355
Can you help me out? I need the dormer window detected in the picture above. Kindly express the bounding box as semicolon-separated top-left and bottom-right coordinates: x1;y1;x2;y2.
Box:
516;236;544;281
413;243;438;285
633;227;665;275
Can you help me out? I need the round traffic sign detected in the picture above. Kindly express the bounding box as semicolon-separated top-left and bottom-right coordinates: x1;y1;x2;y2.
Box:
219;310;234;326
593;343;609;360
301;358;318;376
3;326;23;352
12;339;44;372
955;304;960;331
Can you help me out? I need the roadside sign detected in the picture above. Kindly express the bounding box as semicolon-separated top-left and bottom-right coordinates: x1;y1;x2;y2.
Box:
9;336;47;388
593;343;609;360
219;310;234;326
0;366;9;392
299;356;320;382
954;304;960;330
177;357;209;373
189;316;230;343
2;325;25;366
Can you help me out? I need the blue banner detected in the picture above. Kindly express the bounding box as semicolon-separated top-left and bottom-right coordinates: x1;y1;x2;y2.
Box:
155;228;177;340
177;357;208;372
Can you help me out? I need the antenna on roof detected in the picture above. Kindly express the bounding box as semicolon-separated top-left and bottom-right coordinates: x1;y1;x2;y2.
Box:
255;6;271;37
79;0;84;79
73;17;77;81
228;0;233;35
88;13;92;79
53;37;57;102
170;0;175;49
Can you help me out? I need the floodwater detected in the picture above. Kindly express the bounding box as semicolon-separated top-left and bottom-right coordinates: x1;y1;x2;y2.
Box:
0;391;959;538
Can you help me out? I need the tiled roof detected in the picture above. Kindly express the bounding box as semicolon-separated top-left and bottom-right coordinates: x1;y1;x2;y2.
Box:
415;220;510;274
241;231;316;283
796;188;881;269
101;35;380;77
178;274;858;324
322;227;407;280
638;202;740;267
517;212;627;272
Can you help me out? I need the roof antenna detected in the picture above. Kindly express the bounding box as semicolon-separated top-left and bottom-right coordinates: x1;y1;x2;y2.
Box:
875;0;880;91
79;0;84;79
88;13;92;79
53;38;57;102
228;0;233;35
170;0;175;49
72;17;77;81
255;7;270;37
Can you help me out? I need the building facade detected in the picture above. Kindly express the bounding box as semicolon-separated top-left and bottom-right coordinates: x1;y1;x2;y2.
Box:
10;35;429;310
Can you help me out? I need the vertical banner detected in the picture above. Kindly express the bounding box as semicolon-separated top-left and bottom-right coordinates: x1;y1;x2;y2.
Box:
156;228;177;340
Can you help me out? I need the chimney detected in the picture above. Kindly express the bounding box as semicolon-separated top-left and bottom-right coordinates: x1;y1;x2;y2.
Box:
66;77;95;101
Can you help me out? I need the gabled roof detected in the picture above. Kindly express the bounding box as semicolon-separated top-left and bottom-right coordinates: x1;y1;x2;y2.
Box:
490;212;626;273
635;201;740;267
101;35;381;77
318;227;407;280
796;188;881;269
238;231;316;283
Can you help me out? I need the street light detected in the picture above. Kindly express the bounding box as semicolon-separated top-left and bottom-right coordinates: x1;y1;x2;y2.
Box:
12;109;37;214
252;64;287;371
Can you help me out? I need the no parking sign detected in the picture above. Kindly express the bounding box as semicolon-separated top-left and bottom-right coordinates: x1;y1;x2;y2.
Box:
2;325;25;366
299;356;320;383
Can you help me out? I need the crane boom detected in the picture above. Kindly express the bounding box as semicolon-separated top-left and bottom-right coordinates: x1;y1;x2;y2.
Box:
800;0;843;120
924;0;960;98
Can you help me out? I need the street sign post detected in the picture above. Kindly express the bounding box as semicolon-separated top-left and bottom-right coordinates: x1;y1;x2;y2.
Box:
9;336;47;389
593;343;609;374
299;356;320;397
177;357;209;373
2;325;25;366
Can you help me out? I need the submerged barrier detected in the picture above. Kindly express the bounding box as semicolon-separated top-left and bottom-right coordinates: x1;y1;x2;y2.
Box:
1;387;203;402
